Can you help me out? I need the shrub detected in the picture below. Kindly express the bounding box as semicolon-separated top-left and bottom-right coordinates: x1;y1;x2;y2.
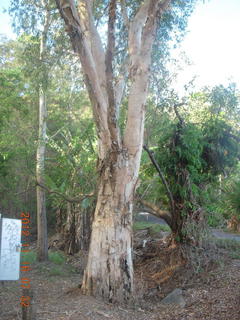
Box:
49;251;65;265
20;251;36;264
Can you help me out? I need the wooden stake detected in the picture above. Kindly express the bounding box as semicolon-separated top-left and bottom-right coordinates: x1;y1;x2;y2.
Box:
22;287;36;320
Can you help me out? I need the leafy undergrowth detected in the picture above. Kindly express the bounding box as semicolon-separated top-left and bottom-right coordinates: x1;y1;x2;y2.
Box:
20;250;77;277
1;234;240;320
21;250;66;265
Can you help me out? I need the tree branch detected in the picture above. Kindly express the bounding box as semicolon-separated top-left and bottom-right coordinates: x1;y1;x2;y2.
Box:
138;199;172;227
81;0;107;86
55;0;111;155
128;0;150;68
124;0;171;157
143;145;175;215
173;102;185;125
105;0;120;145
129;0;171;69
114;57;129;119
36;181;94;203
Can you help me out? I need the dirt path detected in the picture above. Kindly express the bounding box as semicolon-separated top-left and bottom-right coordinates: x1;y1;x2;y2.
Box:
211;229;240;241
137;213;240;241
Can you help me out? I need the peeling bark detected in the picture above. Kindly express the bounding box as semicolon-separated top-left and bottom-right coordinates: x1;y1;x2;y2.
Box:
82;152;135;302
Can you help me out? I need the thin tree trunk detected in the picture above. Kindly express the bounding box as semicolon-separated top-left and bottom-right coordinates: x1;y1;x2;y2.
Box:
36;85;48;261
63;203;94;254
77;205;94;251
36;7;50;262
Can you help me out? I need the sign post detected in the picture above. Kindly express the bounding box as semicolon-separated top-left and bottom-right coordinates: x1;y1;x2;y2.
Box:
0;214;22;281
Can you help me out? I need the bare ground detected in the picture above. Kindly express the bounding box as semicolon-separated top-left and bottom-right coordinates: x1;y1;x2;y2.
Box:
0;233;240;320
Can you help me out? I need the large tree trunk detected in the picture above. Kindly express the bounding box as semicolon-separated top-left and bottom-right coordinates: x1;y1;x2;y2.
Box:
36;8;50;262
82;152;139;302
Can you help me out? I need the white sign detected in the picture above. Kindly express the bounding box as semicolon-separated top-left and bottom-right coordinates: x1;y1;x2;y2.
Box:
0;215;22;280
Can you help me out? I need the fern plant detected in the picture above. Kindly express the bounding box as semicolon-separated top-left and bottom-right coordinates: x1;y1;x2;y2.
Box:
223;180;240;219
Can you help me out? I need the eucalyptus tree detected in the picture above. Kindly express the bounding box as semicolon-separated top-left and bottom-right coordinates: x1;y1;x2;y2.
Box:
32;1;51;262
8;0;68;261
55;0;196;302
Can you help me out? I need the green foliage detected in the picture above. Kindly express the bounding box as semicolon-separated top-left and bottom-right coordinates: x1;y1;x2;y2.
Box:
20;250;66;265
140;84;240;236
155;118;204;206
0;38;38;215
21;251;37;264
208;83;239;118
221;180;240;219
0;36;96;229
0;68;26;118
49;251;66;265
20;250;78;278
205;204;225;228
202;118;239;174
